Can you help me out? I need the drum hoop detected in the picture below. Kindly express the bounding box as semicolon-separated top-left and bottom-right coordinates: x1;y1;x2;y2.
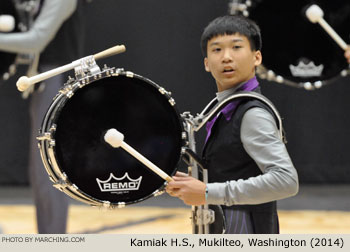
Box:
38;67;185;207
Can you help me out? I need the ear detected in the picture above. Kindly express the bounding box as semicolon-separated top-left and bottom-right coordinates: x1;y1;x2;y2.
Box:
254;50;262;67
204;57;210;72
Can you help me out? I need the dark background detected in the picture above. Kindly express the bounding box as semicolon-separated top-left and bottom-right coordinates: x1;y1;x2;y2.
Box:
0;0;349;185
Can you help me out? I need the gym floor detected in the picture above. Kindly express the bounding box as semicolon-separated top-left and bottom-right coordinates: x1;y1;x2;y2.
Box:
0;185;349;234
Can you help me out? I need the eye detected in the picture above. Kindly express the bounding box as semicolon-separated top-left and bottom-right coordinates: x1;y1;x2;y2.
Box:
212;47;221;52
233;45;242;49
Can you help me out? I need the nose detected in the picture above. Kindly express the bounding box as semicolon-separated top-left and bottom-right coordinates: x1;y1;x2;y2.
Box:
222;48;233;63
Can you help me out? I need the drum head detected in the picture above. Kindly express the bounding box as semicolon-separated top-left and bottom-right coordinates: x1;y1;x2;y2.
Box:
0;1;19;77
52;74;183;205
249;0;350;84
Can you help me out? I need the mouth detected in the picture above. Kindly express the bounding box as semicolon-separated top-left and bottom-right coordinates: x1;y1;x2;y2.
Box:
222;68;235;74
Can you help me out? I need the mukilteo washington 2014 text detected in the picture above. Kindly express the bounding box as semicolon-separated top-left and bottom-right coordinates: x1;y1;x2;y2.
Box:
129;237;332;248
130;237;345;248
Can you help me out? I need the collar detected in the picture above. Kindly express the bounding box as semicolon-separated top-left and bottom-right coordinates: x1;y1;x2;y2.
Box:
220;76;259;121
204;76;259;143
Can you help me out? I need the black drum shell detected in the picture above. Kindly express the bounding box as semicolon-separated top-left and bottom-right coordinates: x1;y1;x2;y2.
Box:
41;71;184;206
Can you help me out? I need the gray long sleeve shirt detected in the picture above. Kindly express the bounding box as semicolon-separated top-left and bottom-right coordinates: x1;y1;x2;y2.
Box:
206;87;299;206
0;0;77;54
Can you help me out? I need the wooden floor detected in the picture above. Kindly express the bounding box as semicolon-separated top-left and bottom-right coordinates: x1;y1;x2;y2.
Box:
0;204;350;234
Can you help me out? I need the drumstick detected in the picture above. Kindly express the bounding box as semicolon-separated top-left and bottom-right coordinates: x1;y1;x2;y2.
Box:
104;128;174;182
16;45;126;92
305;4;348;50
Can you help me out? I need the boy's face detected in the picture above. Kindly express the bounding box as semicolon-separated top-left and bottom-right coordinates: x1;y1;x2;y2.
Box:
204;33;262;92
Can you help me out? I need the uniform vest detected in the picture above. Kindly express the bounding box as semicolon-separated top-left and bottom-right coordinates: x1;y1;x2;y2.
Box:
202;91;280;233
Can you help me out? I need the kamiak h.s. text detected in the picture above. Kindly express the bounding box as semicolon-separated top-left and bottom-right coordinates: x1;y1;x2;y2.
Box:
130;238;193;247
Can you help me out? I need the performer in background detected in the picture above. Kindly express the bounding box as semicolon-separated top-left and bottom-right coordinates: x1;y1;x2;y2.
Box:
0;0;86;233
166;15;299;234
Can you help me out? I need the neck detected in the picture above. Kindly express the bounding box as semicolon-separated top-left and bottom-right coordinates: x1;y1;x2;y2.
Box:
216;76;258;102
216;82;245;103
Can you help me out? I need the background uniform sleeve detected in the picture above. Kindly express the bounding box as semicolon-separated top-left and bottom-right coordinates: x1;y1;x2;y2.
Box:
0;0;77;54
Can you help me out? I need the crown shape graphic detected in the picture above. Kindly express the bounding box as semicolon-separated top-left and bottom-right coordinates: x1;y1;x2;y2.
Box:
96;173;142;192
289;60;324;77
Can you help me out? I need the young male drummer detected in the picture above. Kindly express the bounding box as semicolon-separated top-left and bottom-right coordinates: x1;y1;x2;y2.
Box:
166;15;299;234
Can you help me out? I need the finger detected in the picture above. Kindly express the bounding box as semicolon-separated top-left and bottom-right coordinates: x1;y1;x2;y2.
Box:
172;190;182;198
174;171;189;177
173;175;196;182
172;176;190;182
166;181;177;190
167;188;181;198
166;190;175;197
166;187;176;195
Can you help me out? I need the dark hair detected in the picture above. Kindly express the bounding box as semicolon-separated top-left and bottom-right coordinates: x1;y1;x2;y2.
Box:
200;15;262;56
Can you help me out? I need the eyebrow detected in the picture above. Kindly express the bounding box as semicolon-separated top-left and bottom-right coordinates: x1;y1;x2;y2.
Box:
209;38;244;47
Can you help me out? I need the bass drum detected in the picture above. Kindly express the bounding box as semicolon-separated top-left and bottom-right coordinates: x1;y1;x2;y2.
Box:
242;0;350;88
38;68;185;208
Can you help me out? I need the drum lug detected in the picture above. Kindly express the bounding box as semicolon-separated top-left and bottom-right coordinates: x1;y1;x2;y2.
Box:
37;124;56;141
158;87;171;96
103;66;115;76
168;98;176;106
53;180;68;191
102;201;111;209
93;73;103;80
159;87;176;106
48;140;56;148
112;68;124;76
67;76;76;84
126;71;134;78
117;202;126;208
71;184;79;192
100;201;125;209
65;90;74;98
37;132;52;141
59;84;74;98
53;174;69;191
154;189;165;197
77;78;88;89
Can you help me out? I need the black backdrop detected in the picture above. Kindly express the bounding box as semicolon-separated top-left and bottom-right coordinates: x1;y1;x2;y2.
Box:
0;0;349;185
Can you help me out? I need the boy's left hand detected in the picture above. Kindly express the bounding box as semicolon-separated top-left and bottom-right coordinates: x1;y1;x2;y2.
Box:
166;171;206;206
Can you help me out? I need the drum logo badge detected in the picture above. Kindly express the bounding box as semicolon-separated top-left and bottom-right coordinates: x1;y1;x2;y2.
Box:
96;173;142;194
289;60;324;77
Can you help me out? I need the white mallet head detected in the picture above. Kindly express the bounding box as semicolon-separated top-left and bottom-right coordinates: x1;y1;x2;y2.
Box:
305;4;324;23
0;15;15;32
104;128;124;148
16;76;31;92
